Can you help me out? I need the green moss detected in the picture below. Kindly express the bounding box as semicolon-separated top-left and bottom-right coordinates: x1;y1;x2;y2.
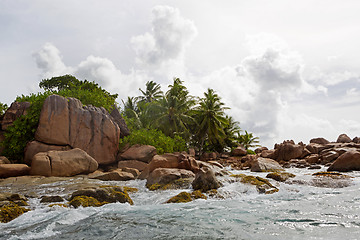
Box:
231;174;279;194
147;178;193;191
0;203;30;223
68;196;107;208
166;192;193;203
123;186;139;193
312;171;351;179
266;172;296;182
113;191;134;205
191;190;207;200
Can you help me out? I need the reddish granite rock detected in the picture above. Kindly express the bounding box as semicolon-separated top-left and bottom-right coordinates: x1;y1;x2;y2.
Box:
251;157;284;172
24;141;71;165
328;151;360;172
231;146;247;156
120;145;157;163
146;168;195;186
1;101;31;131
0;164;30;178
117;160;148;172
310;137;330;145
337;134;352;143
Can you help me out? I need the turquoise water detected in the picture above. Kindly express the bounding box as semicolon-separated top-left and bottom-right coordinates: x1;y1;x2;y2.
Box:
1;168;360;240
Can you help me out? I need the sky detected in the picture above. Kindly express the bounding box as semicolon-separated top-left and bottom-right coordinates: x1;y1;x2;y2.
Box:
1;0;360;148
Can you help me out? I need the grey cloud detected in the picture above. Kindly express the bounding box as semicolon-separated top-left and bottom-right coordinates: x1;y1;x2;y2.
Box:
131;5;197;66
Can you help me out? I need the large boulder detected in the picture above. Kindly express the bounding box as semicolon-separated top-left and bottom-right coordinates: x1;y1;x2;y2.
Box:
275;141;304;161
327;151;360;172
117;160;148;172
110;107;130;138
148;154;179;173
231;146;247;156
30;148;98;177
91;170;135;181
353;137;360;143
24;141;72;165
310;137;330;145
251;157;284;172
0;164;30;178
146;168;195;186
337;134;352;143
1;101;31;130
34;95;120;164
120;145;156;163
192;167;221;192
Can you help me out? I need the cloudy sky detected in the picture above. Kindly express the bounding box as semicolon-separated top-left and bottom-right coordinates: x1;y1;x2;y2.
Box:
1;0;359;148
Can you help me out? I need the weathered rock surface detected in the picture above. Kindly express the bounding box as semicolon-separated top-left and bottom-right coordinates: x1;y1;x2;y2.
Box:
34;95;120;164
117;160;148;172
91;170;135;181
275;141;304;161
0;164;30;178
24;141;72;165
30;148;98;177
0;156;11;164
192;167;221;192
231;146;247;156
266;172;295;182
148;154;179;172
1;101;31;130
337;134;352;143
120;144;156;163
146;168;195;186
251;157;284;172
310;137;330;145
327;151;360;172
110;107;130;138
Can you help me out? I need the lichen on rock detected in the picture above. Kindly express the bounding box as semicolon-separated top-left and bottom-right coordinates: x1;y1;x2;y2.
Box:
231;174;279;194
68;196;107;208
266;172;296;182
0;203;30;223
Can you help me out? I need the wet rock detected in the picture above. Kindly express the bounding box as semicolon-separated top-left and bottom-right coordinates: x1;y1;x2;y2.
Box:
308;165;322;170
337;134;352;143
146;168;195;187
30;148;98;177
0;202;30;223
327;151;360;172
68;196;105;208
40;195;64;203
231;174;279;194
192;167;221;192
70;186;133;205
120;167;140;178
165;190;207;204
120;144;156;163
0;164;30;178
320;150;339;164
266;172;295;182
251;157;284;172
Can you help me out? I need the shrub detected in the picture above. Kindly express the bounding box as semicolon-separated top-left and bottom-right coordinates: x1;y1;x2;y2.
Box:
0;102;8;115
119;128;187;154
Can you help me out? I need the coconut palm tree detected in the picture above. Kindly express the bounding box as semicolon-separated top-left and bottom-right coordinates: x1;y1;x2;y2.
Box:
194;88;229;152
237;130;261;150
152;78;196;139
138;80;163;103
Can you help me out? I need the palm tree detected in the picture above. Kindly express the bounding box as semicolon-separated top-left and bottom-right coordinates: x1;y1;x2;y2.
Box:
194;88;229;152
223;115;241;150
237;130;261;150
138;80;163;103
152;78;196;139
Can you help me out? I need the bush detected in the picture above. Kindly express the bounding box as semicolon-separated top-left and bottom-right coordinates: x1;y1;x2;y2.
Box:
119;128;187;154
0;102;8;115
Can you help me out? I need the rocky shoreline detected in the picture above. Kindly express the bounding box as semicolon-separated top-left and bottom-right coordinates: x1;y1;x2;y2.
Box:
1;94;359;223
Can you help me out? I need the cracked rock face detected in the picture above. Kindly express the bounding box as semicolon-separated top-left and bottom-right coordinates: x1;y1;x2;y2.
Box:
32;95;120;164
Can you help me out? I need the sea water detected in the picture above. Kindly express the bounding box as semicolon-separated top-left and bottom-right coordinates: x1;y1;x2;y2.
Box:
1;168;360;240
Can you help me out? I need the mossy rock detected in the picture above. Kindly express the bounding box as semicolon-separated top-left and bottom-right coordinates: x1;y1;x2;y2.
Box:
147;178;193;191
166;190;208;204
166;192;193;203
40;196;64;203
69;196;108;208
48;203;68;208
0;203;30;223
266;172;296;182
312;171;351;179
191;190;207;200
231;174;279;194
206;189;224;199
70;186;134;205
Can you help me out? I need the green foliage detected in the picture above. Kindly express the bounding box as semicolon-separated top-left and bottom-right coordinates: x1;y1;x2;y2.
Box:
0;102;8;115
40;75;118;112
138;80;163;103
1;92;51;161
119;128;187;154
237;130;261;150
2;75;119;162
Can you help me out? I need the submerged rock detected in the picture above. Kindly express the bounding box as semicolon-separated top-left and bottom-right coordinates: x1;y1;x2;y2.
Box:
40;195;64;203
165;190;207;204
69;196;106;208
266;172;295;182
231;174;279;194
